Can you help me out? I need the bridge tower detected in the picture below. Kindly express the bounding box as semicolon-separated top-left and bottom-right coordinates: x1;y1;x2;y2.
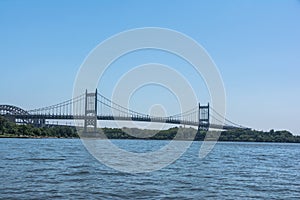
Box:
84;89;98;132
198;103;210;131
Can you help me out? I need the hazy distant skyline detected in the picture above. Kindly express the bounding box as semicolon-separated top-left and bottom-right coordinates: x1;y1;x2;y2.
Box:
0;1;299;134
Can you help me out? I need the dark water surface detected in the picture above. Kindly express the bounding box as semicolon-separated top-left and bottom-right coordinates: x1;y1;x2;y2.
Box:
1;139;299;199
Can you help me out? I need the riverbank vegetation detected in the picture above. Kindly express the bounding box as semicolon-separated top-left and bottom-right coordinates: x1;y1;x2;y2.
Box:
0;116;299;142
0;116;78;138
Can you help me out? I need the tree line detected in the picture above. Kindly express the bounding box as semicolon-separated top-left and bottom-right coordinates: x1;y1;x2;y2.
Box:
0;116;299;142
0;116;78;138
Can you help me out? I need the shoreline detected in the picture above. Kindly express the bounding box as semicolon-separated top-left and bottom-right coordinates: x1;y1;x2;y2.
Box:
1;116;299;143
1;135;300;143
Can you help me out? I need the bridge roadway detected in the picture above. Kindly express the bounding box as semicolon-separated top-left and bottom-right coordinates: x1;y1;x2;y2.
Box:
8;114;243;131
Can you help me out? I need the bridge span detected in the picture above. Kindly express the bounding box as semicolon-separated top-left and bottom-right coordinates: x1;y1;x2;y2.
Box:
0;90;247;132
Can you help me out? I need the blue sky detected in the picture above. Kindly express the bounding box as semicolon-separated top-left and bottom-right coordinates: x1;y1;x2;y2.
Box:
0;0;300;134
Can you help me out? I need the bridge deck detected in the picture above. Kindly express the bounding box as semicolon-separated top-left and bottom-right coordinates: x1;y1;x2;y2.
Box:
2;114;245;131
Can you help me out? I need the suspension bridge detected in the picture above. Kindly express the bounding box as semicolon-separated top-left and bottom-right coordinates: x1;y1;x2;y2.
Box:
0;90;247;132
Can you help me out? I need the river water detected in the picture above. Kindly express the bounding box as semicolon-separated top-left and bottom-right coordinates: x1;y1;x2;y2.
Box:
1;138;299;199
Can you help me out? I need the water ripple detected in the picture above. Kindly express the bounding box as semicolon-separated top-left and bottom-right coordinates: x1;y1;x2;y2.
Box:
0;139;299;199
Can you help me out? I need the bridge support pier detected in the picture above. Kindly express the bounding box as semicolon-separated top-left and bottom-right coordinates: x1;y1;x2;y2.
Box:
32;119;46;127
84;89;98;133
198;103;210;131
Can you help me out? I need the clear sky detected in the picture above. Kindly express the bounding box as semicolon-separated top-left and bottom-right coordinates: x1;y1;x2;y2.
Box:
0;0;299;134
